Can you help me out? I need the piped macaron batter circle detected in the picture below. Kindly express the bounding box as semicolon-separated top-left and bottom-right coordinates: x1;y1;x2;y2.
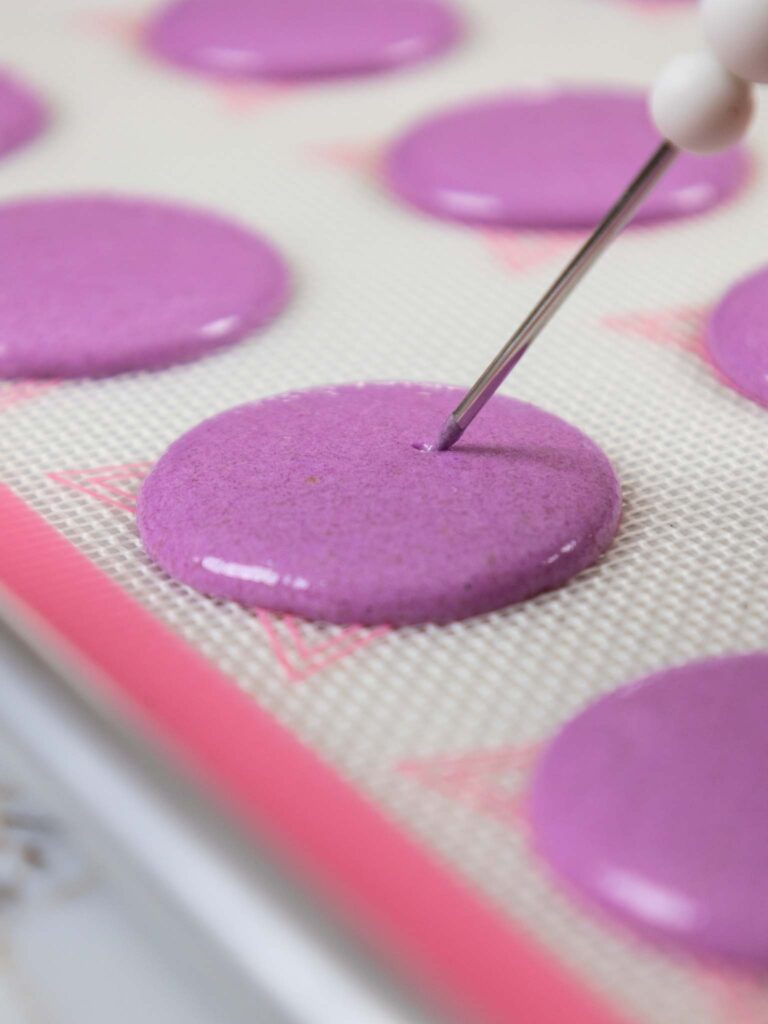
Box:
0;195;289;379
384;89;748;229
137;382;621;625
145;0;460;80
530;654;768;965
706;266;768;408
0;69;46;161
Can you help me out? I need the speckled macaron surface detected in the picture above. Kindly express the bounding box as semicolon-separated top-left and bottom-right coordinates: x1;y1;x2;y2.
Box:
0;195;289;379
145;0;460;80
0;69;46;161
137;382;622;625
530;654;768;966
384;89;748;229
707;266;768;408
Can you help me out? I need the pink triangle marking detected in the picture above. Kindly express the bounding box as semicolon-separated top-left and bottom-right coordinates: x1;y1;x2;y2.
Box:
483;230;580;275
0;381;59;414
697;968;768;1024
48;461;153;513
216;82;296;115
76;10;142;42
629;0;693;15
282;615;364;661
255;609;390;682
603;305;708;355
397;744;542;829
307;142;380;174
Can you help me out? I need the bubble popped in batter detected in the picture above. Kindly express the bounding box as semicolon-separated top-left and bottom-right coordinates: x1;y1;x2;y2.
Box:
137;382;622;625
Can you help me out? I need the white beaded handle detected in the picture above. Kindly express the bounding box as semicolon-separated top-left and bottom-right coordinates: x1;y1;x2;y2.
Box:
650;0;768;154
435;0;768;450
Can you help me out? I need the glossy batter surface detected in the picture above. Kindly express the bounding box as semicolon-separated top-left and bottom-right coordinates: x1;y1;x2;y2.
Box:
145;0;460;80
137;382;621;624
385;90;748;228
530;654;768;965
0;69;46;161
0;195;289;379
707;267;768;407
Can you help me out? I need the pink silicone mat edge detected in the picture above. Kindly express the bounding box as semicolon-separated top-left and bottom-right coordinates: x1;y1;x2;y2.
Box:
0;482;634;1024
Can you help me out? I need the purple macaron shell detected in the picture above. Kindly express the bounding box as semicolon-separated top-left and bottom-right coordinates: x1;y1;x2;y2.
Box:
530;653;768;966
707;266;768;408
0;195;289;379
137;382;621;625
0;69;46;161
384;89;748;229
144;0;460;80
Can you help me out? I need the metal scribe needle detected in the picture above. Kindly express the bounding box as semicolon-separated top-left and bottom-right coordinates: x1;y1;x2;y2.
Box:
434;140;678;451
436;0;764;451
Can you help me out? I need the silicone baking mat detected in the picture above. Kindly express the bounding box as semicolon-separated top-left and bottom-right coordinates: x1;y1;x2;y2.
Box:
2;2;768;1022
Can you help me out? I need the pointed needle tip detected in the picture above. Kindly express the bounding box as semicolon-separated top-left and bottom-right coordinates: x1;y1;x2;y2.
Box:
435;416;463;452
